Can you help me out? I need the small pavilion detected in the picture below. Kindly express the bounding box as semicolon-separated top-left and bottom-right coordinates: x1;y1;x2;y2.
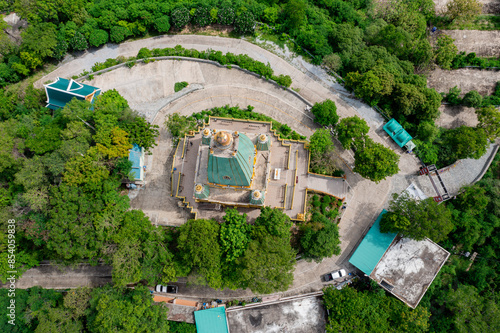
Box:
44;77;101;110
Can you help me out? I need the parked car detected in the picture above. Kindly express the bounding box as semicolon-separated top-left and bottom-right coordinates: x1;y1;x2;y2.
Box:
324;269;347;282
166;285;178;293
155;284;178;293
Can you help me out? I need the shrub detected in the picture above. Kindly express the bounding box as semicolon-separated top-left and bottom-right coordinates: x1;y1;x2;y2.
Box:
174;81;189;92
154;16;171;33
462;90;483;108
137;48;152;59
89;29;109;47
71;31;88;51
110;26;131;43
218;7;236;25
171;7;191;30
234;12;255;34
193;6;212;27
273;74;292;88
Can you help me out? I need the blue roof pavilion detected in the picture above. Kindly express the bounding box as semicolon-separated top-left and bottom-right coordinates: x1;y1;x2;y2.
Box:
349;210;397;275
44;77;101;110
194;307;229;333
129;144;145;181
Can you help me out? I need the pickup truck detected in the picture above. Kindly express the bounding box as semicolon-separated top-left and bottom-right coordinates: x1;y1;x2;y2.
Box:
155;284;178;293
323;269;347;282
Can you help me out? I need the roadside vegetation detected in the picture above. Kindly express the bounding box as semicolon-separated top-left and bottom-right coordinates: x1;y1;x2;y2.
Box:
0;285;178;332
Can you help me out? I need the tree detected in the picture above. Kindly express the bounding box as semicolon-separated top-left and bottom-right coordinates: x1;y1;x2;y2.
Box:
110;26;132;43
336;116;370;150
87;286;169;333
70;31;88;51
220;209;251;262
154;16;170;33
462;90;483;108
284;0;306;31
476;105;500;140
354;138;400;183
122;116;160;153
238;232;296;294
96;127;132;159
439;126;489;164
380;192;454;242
218;6;235;25
323;285;430;333
300;214;341;262
435;35;458;70
442;284;500;333
311;99;339;126
309;128;334;157
254;207;292;239
323;53;342;72
177;219;222;288
21;22;58;59
89;29;109;47
446;0;483;23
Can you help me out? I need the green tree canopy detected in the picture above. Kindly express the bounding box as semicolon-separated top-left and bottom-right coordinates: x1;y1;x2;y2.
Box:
380;192;454;242
476;105;500;141
311;99;339;126
323;285;430;333
177;218;222;288
300;213;341;262
220;208;251;263
336;116;370;150
353;138;400;183
87;285;169;333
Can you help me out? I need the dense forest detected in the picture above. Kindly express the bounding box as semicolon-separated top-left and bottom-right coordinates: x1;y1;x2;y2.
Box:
0;0;499;332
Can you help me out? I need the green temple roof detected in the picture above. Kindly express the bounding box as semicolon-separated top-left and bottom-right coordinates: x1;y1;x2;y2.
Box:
207;132;255;187
44;77;101;110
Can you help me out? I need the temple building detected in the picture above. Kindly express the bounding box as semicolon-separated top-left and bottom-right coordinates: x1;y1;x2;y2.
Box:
171;117;352;221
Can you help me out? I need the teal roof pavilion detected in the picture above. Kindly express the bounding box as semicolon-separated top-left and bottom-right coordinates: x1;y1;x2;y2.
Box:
44;77;101;110
349;210;397;275
383;119;412;148
194;307;229;333
207;131;256;187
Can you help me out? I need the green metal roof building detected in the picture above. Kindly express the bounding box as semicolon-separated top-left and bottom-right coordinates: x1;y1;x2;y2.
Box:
207;131;255;187
194;307;229;333
383;119;413;148
349;210;397;275
44;77;101;110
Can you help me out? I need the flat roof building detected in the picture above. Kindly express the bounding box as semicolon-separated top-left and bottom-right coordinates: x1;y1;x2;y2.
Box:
350;210;450;308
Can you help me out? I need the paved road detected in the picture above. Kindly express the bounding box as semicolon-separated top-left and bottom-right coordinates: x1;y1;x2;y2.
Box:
0;263;112;289
22;35;497;297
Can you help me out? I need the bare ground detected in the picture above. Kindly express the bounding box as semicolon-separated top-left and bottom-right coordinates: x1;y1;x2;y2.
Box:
436;104;479;129
427;67;500;96
441;30;500;57
434;0;500;14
